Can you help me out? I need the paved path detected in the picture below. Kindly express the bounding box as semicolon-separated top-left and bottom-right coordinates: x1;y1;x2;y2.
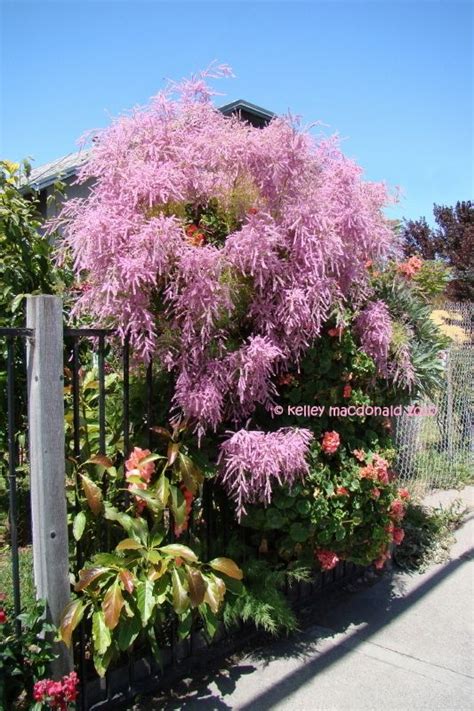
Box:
140;487;474;710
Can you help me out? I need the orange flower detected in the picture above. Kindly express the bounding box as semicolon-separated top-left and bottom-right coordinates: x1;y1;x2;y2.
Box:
352;449;366;462
328;326;344;337
321;431;340;454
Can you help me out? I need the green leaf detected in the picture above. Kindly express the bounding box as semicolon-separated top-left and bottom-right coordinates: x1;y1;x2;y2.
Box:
159;544;198;563
178;453;203;495
116;538;143;552
209;558;243;580
177;612;193;640
93;642;115;677
154;472;170;509
73;511;86;541
104;504;148;543
199;604;218;639
203;574;226;614
136;579;155;627
171;568;190;614
289;522;309;543
169;485;187;527
116;613;141;652
92;610;111;656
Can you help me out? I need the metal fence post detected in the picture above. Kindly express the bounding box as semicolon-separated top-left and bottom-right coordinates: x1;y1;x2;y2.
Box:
27;295;73;677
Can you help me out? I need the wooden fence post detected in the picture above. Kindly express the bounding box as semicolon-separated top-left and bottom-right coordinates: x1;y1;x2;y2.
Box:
27;295;73;677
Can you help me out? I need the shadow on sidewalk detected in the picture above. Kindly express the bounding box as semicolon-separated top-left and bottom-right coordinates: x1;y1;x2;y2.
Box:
144;546;473;709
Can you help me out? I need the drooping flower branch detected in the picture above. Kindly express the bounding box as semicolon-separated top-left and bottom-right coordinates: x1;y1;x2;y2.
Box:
217;427;314;519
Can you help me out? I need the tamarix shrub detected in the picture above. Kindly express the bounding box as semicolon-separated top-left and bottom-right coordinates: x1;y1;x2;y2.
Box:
54;64;398;442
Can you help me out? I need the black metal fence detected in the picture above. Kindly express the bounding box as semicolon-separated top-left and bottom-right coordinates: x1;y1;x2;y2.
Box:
1;321;365;711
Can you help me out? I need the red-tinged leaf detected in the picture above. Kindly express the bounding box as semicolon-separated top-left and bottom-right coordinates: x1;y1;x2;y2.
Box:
116;538;143;552
119;569;135;594
167;442;180;466
150;426;172;440
187;569;206;607
159;544;198;563
209;558;243;580
59;599;85;647
88;454;114;469
102;581;124;630
81;474;103;516
178;453;203;495
75;566;110;592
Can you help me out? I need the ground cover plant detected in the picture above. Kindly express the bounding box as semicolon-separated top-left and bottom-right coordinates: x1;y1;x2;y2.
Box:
43;65;450;679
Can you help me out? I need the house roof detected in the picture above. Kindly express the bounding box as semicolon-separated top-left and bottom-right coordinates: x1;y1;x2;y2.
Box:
27;99;274;192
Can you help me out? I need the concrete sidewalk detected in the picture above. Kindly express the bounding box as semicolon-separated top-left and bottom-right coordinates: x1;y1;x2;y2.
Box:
141;487;474;710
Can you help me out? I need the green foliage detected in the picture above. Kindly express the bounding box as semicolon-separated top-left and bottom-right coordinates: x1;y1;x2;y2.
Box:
0;545;35;612
0;599;57;710
61;441;242;677
222;558;302;635
393;499;467;572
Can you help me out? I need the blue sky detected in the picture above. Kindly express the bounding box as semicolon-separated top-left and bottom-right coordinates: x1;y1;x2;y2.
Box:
1;0;472;223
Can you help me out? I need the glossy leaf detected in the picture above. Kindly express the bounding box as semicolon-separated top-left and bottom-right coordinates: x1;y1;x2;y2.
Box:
159;544;198;563
59;599;85;647
102;581;124;630
155;472;170;508
119;569;135;594
187;569;206;607
92;610;111;656
209;558;243;580
88;454;114;469
75;566;110;592
116;538;143;552
116;613;141;652
178;453;203;495
167;442;180;466
81;474;103;516
72;511;86;541
203;575;226;614
136;579;155;627
171;568;190;614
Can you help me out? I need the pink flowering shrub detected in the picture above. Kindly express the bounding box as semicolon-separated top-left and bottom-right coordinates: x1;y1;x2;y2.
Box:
55;65;398;440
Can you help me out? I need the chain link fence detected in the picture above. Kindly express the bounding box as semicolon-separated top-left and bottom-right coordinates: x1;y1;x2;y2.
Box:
394;302;474;495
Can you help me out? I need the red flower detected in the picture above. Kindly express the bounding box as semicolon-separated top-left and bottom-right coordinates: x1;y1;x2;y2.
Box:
393;527;405;545
321;431;340;454
247;207;258;215
315;549;340;571
335;486;349;496
0;609;7;624
342;384;352;399
389;499;405;521
328;326;344;337
371;487;381;499
398;487;410;500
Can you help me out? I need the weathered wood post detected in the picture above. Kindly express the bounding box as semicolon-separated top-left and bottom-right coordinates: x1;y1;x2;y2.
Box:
27;295;72;676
